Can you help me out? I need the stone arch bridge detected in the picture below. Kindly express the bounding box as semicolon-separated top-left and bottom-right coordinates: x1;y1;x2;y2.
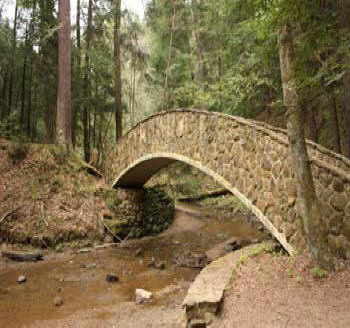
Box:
105;109;350;256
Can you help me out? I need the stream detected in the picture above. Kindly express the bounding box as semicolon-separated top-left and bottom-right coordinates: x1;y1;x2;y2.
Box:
0;202;268;328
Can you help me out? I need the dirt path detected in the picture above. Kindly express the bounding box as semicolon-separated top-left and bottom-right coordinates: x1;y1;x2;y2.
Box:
212;253;350;328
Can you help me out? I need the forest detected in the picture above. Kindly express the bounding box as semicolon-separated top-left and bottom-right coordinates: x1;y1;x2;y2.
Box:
0;0;349;163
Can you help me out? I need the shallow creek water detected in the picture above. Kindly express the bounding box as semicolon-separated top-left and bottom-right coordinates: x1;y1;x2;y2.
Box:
0;203;266;327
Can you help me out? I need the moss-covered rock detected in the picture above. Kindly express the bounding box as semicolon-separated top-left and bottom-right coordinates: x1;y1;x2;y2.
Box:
102;187;174;239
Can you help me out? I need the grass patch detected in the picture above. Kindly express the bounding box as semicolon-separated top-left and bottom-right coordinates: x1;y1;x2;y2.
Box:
310;267;328;279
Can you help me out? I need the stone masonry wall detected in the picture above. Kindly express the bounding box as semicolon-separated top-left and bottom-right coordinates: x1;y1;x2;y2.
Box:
105;109;350;257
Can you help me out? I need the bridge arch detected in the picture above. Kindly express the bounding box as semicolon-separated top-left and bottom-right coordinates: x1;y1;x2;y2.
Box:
113;151;294;254
106;109;350;257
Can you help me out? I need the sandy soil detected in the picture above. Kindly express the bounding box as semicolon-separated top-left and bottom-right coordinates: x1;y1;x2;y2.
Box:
23;286;187;328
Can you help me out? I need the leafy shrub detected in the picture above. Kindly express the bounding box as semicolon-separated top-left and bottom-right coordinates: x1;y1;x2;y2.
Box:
8;142;29;164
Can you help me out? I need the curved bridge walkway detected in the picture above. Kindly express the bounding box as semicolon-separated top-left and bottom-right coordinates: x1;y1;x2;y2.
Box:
105;109;350;255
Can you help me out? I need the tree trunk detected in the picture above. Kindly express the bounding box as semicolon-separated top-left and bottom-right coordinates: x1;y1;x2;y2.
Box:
26;0;37;136
83;0;93;162
20;21;29;129
56;0;72;147
191;0;205;90
339;0;350;157
183;0;195;81
7;0;18;118
31;81;38;142
307;106;318;143
93;80;97;148
162;0;177;111
278;23;332;269
73;0;81;148
330;94;342;154
0;70;8;121
132;56;137;126
114;0;122;141
39;0;58;142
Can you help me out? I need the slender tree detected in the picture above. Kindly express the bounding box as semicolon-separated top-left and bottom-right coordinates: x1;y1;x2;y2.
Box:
339;0;350;157
190;0;205;90
330;95;341;154
7;0;18;118
183;0;195;81
26;0;37;136
20;21;29;128
56;0;72;146
1;70;8;121
278;23;332;269
114;0;122;140
73;0;82;148
39;0;58;142
83;0;93;161
162;0;177;111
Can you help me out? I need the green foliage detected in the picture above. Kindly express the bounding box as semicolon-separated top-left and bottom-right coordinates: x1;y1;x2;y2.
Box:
236;254;248;268
1;0;349;157
310;267;328;279
7;142;29;164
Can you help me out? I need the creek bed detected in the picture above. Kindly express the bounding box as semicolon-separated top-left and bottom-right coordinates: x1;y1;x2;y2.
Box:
0;203;269;328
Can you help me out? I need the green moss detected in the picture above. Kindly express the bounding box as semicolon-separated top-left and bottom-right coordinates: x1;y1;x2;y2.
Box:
310;267;328;279
103;187;175;240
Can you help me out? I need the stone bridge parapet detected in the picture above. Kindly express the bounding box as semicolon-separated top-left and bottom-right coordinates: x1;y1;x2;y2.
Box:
105;109;350;256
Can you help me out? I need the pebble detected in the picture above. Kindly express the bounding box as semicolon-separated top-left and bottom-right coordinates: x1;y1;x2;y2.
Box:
135;289;153;304
106;273;119;283
54;296;63;307
17;275;26;283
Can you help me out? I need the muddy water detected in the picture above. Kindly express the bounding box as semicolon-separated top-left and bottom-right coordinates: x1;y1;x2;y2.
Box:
0;203;266;328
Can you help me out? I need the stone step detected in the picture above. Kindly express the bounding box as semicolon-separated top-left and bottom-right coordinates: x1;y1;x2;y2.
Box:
183;242;277;327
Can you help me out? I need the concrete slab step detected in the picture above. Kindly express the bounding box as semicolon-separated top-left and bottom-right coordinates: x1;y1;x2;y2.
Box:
183;242;277;326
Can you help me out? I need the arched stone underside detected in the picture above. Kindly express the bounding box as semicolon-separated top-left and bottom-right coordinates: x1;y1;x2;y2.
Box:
106;109;350;256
